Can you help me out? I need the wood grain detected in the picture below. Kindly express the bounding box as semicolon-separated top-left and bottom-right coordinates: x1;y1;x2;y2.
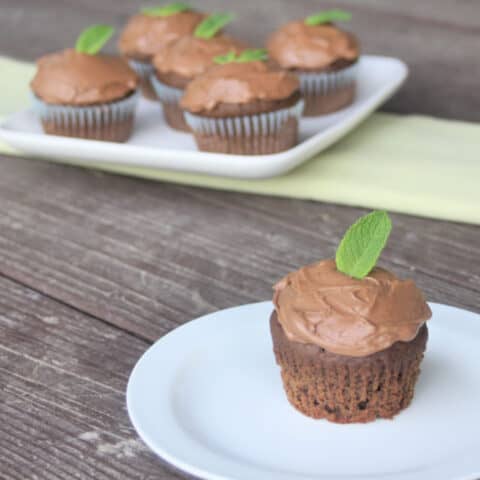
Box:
0;275;185;479
0;156;478;344
1;0;480;120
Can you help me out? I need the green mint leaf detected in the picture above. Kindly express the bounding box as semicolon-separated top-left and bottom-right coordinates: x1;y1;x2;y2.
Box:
305;9;352;26
214;48;268;64
194;13;234;39
142;3;191;16
237;48;268;62
213;50;237;64
75;25;114;55
335;210;392;279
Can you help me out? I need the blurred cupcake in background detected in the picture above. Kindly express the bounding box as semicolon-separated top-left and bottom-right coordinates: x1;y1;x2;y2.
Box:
118;3;205;99
267;9;359;116
30;25;139;142
181;49;303;155
152;13;244;131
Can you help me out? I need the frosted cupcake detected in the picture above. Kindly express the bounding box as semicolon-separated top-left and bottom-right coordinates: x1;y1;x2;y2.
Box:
181;49;303;154
152;13;244;131
271;211;432;423
118;3;205;99
30;25;139;142
267;9;359;115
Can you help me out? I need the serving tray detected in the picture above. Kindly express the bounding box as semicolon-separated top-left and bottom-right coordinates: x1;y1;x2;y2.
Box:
0;55;407;179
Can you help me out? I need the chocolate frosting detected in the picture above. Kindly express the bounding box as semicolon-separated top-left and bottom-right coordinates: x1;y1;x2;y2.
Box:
153;35;245;80
30;49;138;105
267;21;359;70
273;259;432;357
180;61;300;113
118;12;205;61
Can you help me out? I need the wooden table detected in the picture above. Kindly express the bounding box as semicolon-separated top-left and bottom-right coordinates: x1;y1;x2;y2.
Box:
1;1;479;478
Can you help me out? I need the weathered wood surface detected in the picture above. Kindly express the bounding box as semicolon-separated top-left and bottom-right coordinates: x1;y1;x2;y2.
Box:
1;157;479;345
0;1;479;479
0;276;183;479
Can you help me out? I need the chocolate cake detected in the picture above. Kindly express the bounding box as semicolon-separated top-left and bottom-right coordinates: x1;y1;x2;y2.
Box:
30;48;139;142
267;16;359;115
118;8;205;99
181;58;303;154
152;33;245;131
270;255;432;423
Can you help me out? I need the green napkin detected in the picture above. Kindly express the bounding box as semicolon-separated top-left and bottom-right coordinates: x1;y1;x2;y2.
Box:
1;56;479;224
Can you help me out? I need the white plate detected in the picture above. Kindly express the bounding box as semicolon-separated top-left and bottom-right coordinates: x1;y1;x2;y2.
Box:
0;55;407;179
127;301;480;480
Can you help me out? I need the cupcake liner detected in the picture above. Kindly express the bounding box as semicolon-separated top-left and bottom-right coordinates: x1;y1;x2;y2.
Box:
32;91;139;142
128;59;157;100
150;74;190;131
270;311;428;423
184;99;304;155
150;74;184;105
299;62;357;95
298;63;357;116
185;99;304;137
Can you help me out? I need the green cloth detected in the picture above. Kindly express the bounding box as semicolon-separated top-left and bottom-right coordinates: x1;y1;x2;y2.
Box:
1;56;479;224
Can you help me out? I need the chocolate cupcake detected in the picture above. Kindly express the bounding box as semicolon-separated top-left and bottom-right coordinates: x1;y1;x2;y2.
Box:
181;49;303;155
267;9;359;116
31;25;139;142
152;13;244;131
118;3;205;99
271;211;432;423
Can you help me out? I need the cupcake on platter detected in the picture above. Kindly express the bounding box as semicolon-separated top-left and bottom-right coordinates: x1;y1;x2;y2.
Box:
118;3;205;99
152;13;245;131
271;211;432;423
267;9;359;116
30;25;139;142
181;49;303;154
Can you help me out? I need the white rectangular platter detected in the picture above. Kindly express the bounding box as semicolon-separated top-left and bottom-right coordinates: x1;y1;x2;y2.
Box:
0;55;407;179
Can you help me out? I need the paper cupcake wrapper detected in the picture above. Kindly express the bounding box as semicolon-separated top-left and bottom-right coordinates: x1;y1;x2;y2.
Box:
184;99;304;138
128;59;155;82
298;63;357;96
150;74;184;105
31;91;139;127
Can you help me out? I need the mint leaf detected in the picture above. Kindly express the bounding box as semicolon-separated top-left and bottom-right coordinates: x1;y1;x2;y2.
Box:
75;25;114;55
213;48;267;65
214;50;237;65
194;13;234;39
237;48;268;62
305;9;352;26
142;3;191;16
335;211;392;279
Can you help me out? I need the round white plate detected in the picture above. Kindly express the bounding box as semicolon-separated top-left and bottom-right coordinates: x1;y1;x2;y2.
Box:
127;302;480;480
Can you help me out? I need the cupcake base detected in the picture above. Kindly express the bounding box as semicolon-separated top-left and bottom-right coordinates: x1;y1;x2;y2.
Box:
184;97;304;155
150;74;190;132
41;117;135;142
162;103;191;132
298;62;357;116
303;84;355;116
192;117;299;155
128;59;157;100
32;91;139;143
270;311;428;423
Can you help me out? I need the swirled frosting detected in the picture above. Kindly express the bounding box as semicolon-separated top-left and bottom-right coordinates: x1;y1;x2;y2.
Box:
118;12;205;61
153;35;245;80
180;61;300;113
30;49;138;105
273;259;431;357
267;21;359;70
